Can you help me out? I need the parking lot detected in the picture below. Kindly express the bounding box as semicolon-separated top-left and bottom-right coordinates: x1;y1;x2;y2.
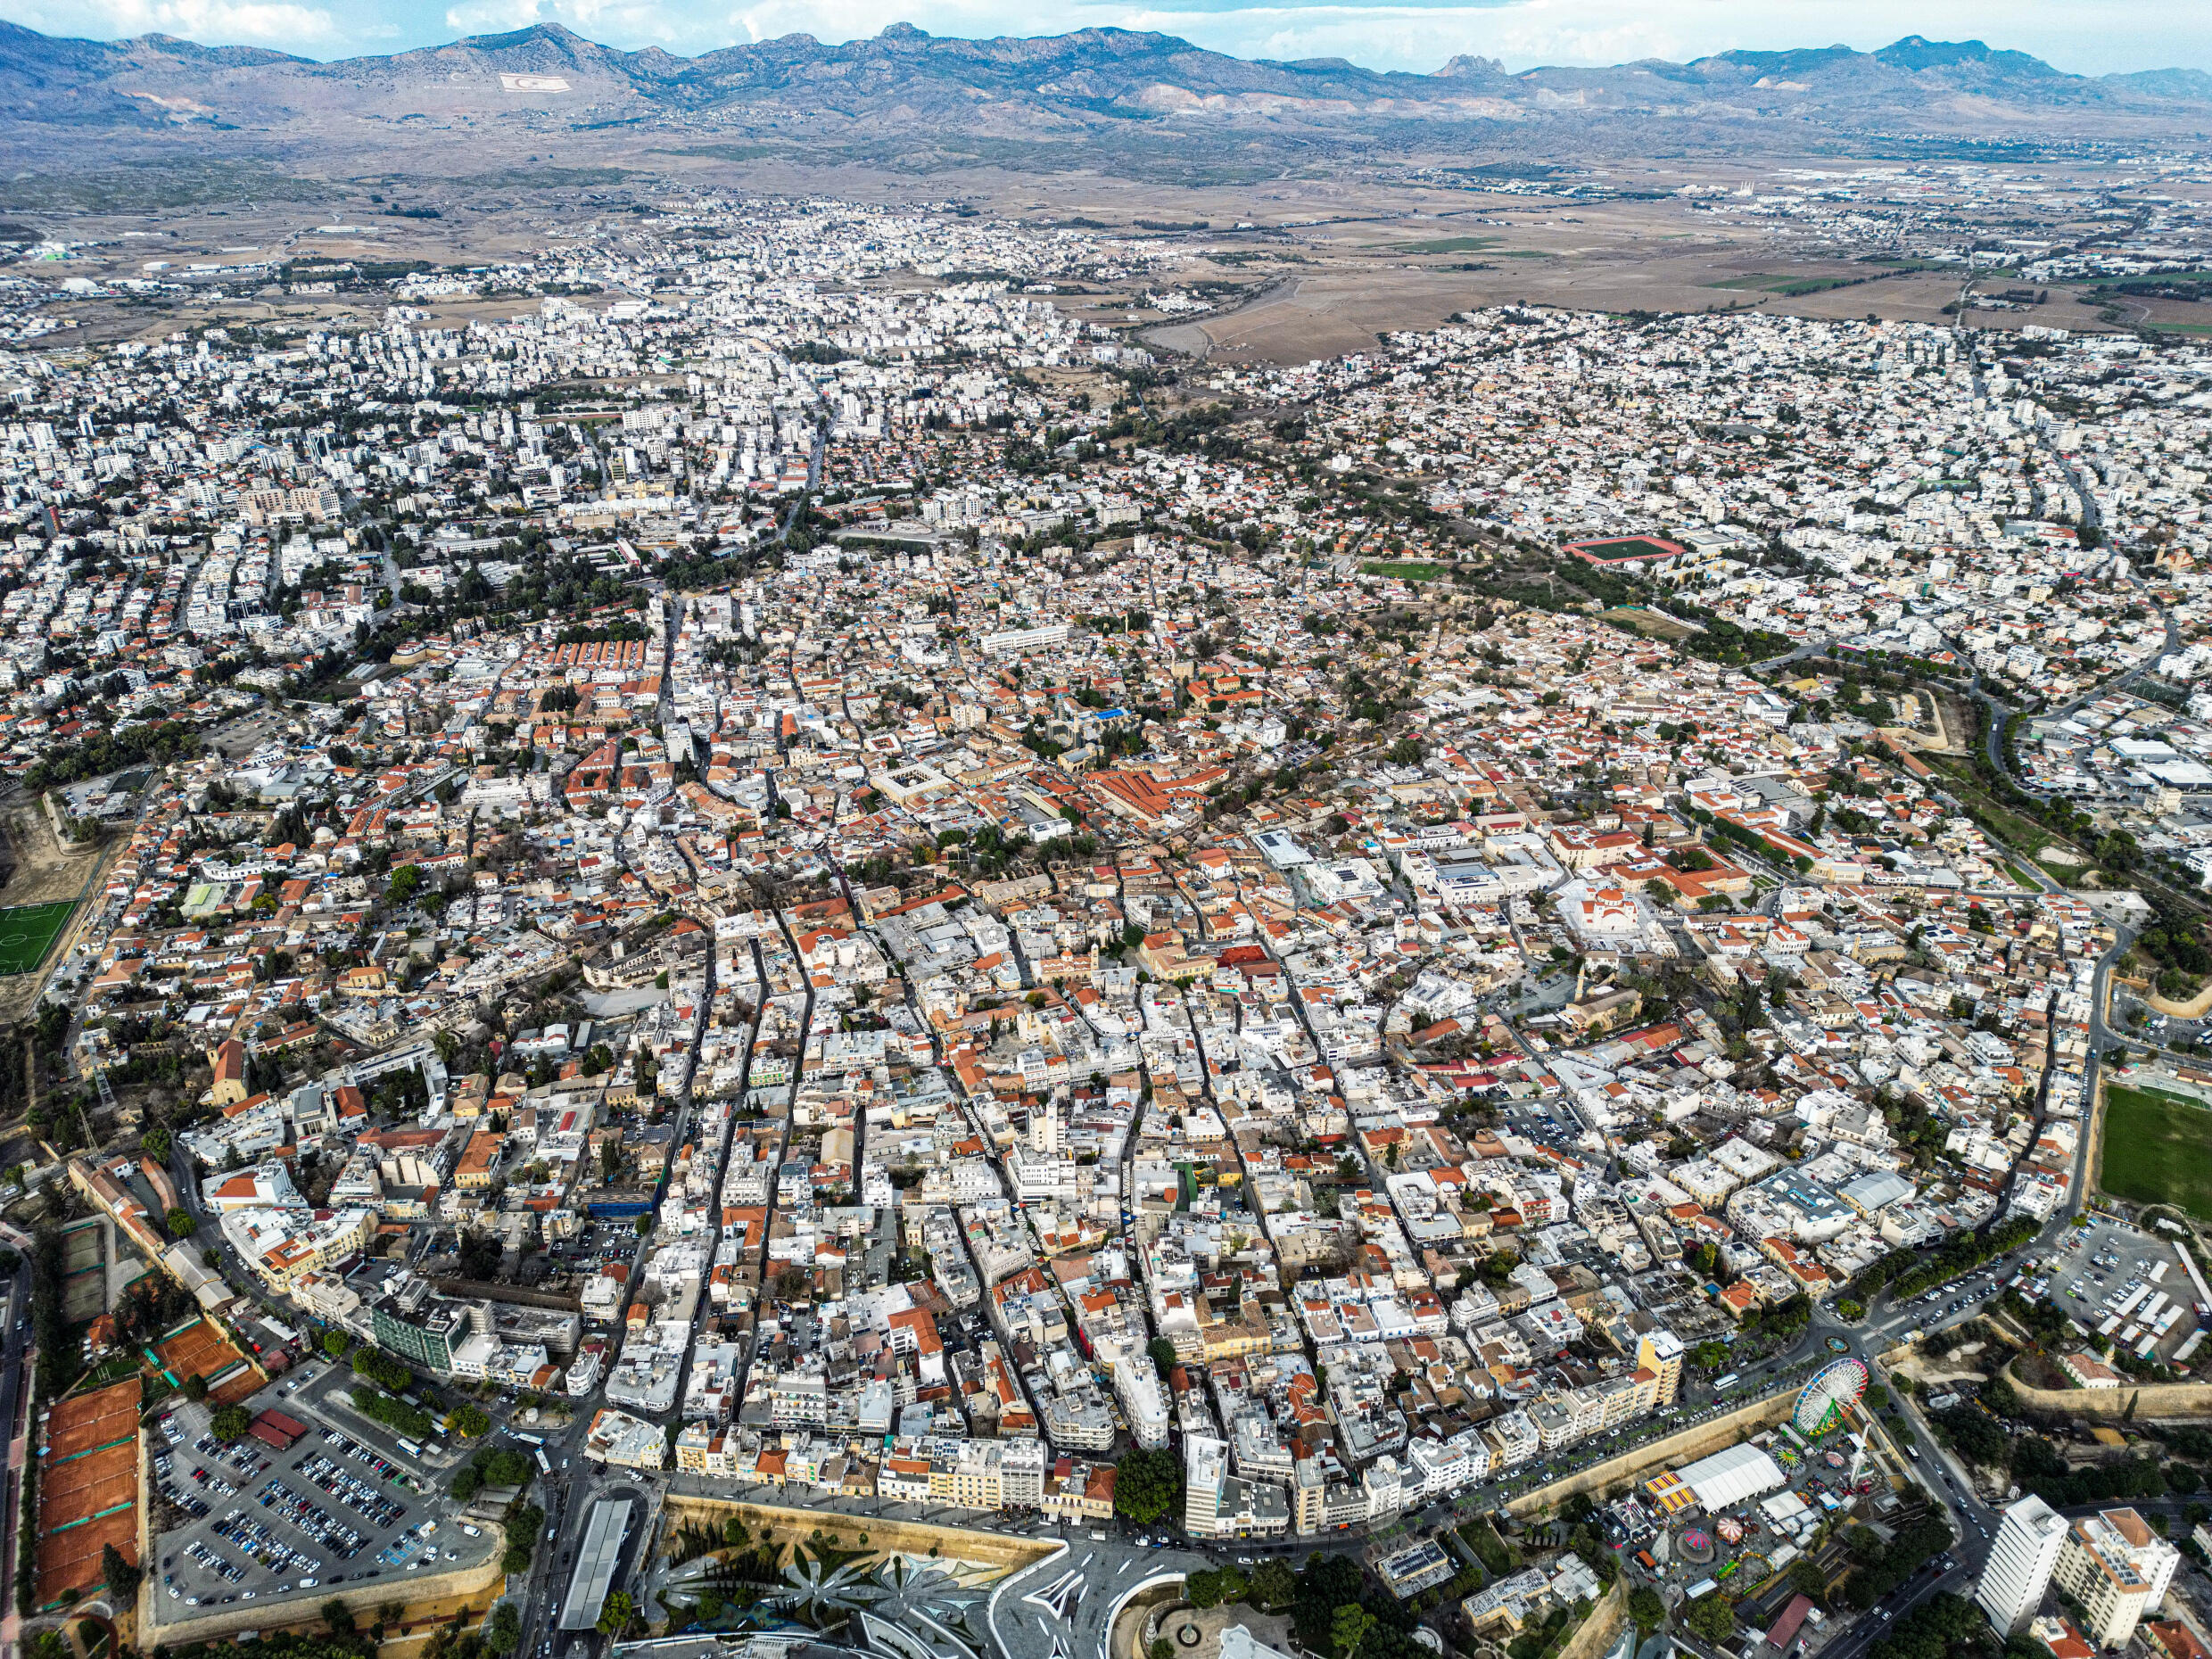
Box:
2044;1216;2204;1362
153;1377;499;1615
2112;990;2212;1053
1883;1250;2034;1330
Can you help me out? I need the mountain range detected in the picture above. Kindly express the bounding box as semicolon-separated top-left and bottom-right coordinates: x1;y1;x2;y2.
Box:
4;20;2212;183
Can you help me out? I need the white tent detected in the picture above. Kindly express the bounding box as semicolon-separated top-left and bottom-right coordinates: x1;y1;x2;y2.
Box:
1678;1441;1787;1509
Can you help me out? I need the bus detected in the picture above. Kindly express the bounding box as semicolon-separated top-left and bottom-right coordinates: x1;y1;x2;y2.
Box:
396;1437;424;1459
535;1448;552;1475
1713;1373;1740;1393
513;1432;545;1448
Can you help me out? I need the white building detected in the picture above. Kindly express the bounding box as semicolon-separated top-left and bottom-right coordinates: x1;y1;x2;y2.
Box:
2051;1508;2178;1648
1977;1494;2067;1635
1112;1356;1172;1450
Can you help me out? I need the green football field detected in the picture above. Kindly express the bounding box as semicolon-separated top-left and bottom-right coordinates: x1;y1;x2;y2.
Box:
2101;1084;2212;1223
0;902;75;976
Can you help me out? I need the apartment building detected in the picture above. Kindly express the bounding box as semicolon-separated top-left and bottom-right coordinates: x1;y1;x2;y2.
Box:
2051;1507;2178;1648
1978;1494;2068;1635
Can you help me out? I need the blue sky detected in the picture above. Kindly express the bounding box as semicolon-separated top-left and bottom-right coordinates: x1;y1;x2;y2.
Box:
4;0;2208;78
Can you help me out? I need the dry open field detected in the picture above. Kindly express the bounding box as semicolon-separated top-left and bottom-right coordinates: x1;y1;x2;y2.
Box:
18;144;2154;369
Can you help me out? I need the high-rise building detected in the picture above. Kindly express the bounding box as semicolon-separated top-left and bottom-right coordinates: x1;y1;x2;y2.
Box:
1636;1328;1684;1405
1978;1494;2068;1634
1184;1434;1227;1537
2052;1507;2179;1648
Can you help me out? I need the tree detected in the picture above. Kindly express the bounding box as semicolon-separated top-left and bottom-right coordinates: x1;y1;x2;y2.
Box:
1249;1560;1297;1611
181;1373;209;1403
1148;1337;1178;1378
449;1403;491;1439
1113;1446;1183;1525
598;1590;634;1637
1331;1605;1375;1659
100;1542;141;1601
352;1345;412;1391
166;1209;195;1241
1682;1594;1735;1644
322;1330;349;1359
1787;1558;1827;1603
486;1601;522;1654
1627;1586;1665;1632
210;1402;252;1441
323;1598;356;1635
141;1126;171;1165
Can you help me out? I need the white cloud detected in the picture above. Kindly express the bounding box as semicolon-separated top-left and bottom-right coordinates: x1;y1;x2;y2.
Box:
1104;0;2212;75
12;0;2212;78
12;0;343;48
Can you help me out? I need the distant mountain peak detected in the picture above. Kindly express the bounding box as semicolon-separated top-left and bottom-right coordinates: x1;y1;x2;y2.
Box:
451;21;590;50
1877;35;1995;68
0;18;2207;164
1873;34;2062;78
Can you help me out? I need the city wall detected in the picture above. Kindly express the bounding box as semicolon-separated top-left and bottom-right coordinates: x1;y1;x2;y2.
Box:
138;1554;508;1647
2002;1360;2212;1419
657;1494;1059;1575
1504;1390;1798;1520
1555;1580;1627;1659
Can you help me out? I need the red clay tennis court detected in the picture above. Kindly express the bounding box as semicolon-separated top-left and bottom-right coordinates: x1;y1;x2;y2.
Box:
37;1380;140;1607
153;1316;262;1405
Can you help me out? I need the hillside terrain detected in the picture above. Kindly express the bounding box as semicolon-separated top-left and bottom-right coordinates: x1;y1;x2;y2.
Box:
4;21;2212;186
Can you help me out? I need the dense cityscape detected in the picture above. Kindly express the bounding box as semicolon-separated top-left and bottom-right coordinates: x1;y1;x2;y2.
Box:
7;188;2212;1659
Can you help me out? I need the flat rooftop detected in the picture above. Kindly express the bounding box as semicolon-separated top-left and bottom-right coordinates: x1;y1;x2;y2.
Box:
559;1497;634;1632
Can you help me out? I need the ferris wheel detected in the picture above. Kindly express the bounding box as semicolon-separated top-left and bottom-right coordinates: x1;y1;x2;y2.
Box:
1793;1357;1869;1437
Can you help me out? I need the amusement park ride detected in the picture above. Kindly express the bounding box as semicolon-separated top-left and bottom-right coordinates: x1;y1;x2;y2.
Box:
1795;1358;1876;1484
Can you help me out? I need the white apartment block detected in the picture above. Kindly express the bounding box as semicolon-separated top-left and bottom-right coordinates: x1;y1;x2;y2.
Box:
1977;1494;2067;1635
2051;1507;2178;1649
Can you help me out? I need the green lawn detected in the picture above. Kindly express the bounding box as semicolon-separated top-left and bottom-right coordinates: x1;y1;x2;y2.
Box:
1395;236;1500;254
2100;1085;2212;1221
1361;560;1443;582
1922;755;2085;869
1708;275;1857;296
0;901;73;976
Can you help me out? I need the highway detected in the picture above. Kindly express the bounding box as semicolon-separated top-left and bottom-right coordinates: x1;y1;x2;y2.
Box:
0;1253;31;1631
